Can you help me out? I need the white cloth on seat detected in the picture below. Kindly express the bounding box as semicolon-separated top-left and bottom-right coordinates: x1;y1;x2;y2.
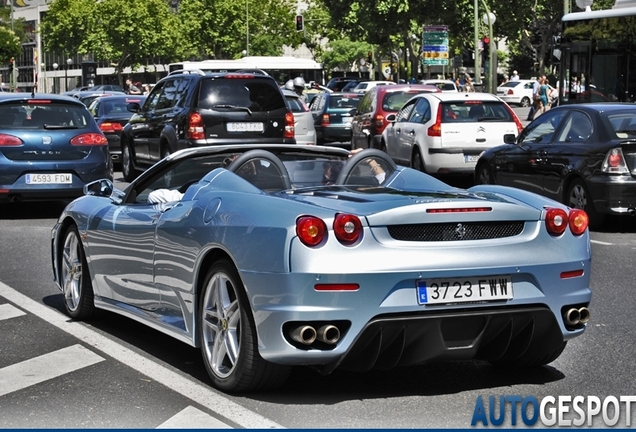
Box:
147;189;184;204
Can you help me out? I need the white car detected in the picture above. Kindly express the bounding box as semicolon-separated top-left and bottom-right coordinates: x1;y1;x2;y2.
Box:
282;89;316;145
419;79;459;92
497;79;536;107
380;92;523;175
351;80;396;93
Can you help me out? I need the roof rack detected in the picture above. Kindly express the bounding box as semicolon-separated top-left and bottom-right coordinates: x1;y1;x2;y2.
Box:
168;69;206;76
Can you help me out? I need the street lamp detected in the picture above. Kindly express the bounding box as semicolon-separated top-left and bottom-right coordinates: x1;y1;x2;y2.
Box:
245;0;249;56
52;63;58;94
483;12;496;93
65;58;72;93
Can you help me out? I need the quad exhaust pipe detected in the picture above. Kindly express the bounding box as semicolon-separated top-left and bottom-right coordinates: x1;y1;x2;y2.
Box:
564;307;590;326
289;324;341;346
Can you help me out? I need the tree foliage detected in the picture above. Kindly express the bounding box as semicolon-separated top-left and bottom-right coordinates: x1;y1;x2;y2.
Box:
0;5;27;65
40;0;181;84
177;0;301;59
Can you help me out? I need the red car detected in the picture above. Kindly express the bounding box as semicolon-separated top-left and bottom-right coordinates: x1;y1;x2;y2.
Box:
350;84;440;150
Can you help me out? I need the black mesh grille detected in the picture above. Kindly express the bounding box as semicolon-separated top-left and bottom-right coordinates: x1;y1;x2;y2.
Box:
387;221;524;241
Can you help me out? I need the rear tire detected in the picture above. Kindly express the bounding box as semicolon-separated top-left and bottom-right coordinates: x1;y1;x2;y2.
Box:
520;97;531;107
199;259;291;392
566;178;605;229
61;226;95;320
121;139;139;183
411;147;424;172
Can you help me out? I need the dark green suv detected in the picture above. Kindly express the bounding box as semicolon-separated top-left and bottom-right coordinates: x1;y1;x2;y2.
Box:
121;70;295;181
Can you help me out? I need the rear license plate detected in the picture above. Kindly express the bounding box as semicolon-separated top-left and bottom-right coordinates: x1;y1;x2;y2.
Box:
226;122;264;132
342;117;352;124
25;173;72;184
417;275;513;305
464;155;479;163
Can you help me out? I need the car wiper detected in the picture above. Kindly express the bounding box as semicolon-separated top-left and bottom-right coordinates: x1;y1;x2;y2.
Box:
42;125;79;129
210;104;252;115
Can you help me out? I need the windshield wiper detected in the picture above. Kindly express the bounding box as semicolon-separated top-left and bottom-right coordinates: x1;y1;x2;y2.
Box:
42;125;79;129
210;104;252;115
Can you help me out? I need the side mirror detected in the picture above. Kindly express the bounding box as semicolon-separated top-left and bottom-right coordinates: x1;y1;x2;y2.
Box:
349;108;357;116
84;179;114;197
386;113;397;123
503;134;517;144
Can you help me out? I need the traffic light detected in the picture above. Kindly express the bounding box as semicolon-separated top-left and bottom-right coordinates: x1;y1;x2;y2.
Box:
483;37;490;60
295;15;304;31
81;61;97;88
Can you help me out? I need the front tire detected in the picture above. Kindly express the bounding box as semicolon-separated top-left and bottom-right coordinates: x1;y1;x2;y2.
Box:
566;178;605;229
476;162;494;184
199;260;290;392
61;226;95;320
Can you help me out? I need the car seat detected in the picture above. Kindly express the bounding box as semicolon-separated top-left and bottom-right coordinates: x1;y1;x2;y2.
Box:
469;104;485;120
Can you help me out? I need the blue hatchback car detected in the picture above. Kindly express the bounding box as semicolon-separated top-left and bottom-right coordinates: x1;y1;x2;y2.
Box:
0;93;112;203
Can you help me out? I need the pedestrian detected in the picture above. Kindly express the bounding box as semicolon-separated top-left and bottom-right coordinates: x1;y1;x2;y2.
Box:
527;75;544;121
500;74;509;86
464;75;475;92
126;78;141;95
538;77;551;113
510;70;520;81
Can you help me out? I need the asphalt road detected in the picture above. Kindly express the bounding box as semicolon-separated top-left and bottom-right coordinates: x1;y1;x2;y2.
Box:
1;176;636;427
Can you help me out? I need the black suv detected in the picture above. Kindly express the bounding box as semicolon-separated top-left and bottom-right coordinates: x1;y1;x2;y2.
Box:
120;70;295;181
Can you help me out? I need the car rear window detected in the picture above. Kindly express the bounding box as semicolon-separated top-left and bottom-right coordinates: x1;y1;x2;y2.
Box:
606;112;636;139
501;82;522;88
0;102;92;129
441;101;514;123
382;91;425;111
198;78;286;112
285;96;307;113
328;95;362;109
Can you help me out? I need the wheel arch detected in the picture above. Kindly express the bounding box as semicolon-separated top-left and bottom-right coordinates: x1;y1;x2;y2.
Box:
193;247;241;347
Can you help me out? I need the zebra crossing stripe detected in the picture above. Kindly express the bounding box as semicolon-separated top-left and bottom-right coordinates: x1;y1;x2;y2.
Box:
0;344;105;397
157;405;232;429
0;303;26;321
0;281;283;429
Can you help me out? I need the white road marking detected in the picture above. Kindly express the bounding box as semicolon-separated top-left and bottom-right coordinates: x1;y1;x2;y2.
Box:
0;281;283;429
591;239;613;245
157;405;232;429
0;303;26;320
0;344;104;397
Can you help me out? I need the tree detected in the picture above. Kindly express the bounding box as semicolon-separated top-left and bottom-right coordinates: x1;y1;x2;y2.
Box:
40;0;182;86
177;0;300;59
0;4;28;66
321;38;373;74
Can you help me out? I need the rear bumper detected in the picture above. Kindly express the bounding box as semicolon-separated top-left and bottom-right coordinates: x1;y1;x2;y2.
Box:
0;150;112;203
587;174;636;215
424;146;491;175
317;125;353;143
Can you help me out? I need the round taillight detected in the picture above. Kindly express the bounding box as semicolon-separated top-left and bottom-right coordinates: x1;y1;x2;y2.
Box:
545;207;569;236
296;216;327;246
608;149;622;167
333;213;362;244
569;209;589;236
